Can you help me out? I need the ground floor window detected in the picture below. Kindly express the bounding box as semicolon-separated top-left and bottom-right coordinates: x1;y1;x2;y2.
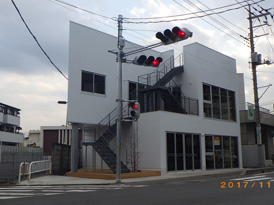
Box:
167;133;201;171
205;135;238;170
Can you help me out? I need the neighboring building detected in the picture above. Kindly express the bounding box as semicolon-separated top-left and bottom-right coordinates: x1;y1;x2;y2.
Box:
25;126;76;155
0;103;23;146
240;104;274;167
67;22;244;175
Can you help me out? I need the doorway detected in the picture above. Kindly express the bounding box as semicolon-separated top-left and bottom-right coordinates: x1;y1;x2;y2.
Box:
167;133;201;171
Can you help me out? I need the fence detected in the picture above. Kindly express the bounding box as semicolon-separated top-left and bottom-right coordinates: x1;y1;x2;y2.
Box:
0;145;45;183
18;160;52;183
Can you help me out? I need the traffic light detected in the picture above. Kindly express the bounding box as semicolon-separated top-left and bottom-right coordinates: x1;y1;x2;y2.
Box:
133;55;163;67
129;102;140;120
156;27;193;44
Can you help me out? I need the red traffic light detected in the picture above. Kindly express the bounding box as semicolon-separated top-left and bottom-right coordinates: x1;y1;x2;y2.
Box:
156;26;192;44
152;57;163;67
131;103;139;110
133;55;163;67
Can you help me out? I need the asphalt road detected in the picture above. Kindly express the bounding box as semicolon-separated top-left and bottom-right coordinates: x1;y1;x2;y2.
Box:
2;172;274;205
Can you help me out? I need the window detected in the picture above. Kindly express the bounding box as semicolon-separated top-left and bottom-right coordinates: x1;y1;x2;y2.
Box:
203;83;236;121
166;132;201;172
205;135;239;169
128;82;145;101
81;71;105;95
212;86;220;119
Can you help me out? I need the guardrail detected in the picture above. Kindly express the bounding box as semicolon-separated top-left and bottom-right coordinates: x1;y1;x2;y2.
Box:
18;160;52;183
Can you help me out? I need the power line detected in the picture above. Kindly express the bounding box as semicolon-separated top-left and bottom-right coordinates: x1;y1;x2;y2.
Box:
124;0;254;20
196;0;247;33
171;0;248;46
182;0;247;44
52;0;116;22
123;0;264;24
11;0;68;80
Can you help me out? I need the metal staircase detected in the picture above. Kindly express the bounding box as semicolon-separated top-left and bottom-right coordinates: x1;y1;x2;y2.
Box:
154;66;184;87
138;54;198;115
83;107;131;174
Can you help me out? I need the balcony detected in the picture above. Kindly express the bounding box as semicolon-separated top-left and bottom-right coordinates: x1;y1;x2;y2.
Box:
3;114;20;126
0;131;24;144
0;112;3;123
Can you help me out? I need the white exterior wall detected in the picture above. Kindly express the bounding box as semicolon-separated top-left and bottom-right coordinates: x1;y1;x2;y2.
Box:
0;131;24;144
3;114;20;126
67;22;173;125
138;43;243;173
68;23;243;174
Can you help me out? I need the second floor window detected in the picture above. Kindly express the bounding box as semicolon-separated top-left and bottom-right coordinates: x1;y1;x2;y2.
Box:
203;83;236;121
81;71;105;95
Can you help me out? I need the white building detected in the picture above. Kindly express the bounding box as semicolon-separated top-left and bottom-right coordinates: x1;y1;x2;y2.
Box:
67;22;244;174
0;103;23;145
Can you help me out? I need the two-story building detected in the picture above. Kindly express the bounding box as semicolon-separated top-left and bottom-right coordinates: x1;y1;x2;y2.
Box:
0;103;23;146
67;22;244;175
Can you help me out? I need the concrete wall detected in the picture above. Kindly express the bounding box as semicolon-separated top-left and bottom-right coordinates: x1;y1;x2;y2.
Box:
242;145;265;168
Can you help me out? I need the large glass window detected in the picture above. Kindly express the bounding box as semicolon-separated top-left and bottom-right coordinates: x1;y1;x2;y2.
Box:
81;71;105;95
221;89;229;120
214;136;223;169
205;135;239;169
229;91;236;121
167;133;200;172
167;133;175;171
203;83;236;121
185;134;193;170
176;134;184;171
212;86;220;119
203;84;211;101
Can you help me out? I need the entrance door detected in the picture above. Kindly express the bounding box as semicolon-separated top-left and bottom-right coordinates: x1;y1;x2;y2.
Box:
205;136;214;169
167;133;200;171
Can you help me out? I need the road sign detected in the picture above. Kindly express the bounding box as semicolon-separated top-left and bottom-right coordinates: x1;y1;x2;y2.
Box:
248;104;254;120
256;126;261;145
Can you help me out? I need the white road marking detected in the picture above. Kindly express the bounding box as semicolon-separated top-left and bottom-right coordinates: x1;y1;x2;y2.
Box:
245;177;272;181
230;175;266;181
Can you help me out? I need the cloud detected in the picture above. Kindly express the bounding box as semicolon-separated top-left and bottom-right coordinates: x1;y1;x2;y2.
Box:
0;70;68;133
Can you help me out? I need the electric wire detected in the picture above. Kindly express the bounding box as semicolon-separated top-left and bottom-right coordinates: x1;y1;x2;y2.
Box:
124;0;255;20
196;0;247;34
123;0;265;24
53;0;116;22
172;0;248;46
11;0;68;80
182;0;247;43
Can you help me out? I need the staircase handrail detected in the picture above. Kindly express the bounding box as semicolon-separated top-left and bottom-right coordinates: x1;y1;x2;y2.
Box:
92;104;130;169
138;54;183;87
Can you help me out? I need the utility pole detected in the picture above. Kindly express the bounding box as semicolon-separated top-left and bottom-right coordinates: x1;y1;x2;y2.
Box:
116;15;124;183
248;5;261;146
247;4;272;167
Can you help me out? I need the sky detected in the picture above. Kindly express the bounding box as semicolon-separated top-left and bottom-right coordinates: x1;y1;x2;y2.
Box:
1;0;274;134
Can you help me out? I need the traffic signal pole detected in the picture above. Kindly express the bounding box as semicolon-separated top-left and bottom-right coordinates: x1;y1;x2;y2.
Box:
116;15;124;183
113;16;193;182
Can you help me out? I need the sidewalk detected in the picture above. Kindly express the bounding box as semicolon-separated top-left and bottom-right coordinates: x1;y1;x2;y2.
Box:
17;167;274;186
18;168;242;186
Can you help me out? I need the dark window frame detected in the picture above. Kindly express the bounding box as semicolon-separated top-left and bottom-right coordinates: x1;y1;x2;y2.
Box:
81;70;106;95
202;83;236;121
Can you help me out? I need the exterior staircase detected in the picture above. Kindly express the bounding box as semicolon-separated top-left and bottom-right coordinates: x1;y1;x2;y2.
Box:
84;107;131;174
154;66;184;87
138;54;198;115
91;126;130;173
